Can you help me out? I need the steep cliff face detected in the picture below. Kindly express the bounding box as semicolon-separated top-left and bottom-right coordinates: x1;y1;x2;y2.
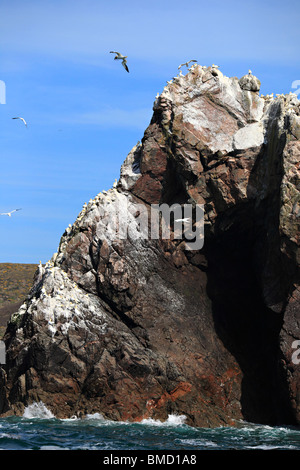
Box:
1;66;299;427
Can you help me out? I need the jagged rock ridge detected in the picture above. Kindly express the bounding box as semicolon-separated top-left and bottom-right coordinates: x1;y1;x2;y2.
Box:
1;65;299;427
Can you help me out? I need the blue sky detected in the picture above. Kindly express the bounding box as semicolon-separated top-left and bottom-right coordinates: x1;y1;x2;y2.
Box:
0;0;299;264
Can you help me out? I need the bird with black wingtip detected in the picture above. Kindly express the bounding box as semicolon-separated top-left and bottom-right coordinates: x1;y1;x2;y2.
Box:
110;51;129;73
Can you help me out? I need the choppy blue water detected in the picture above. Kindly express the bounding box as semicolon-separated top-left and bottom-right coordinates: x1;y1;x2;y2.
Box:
0;402;299;451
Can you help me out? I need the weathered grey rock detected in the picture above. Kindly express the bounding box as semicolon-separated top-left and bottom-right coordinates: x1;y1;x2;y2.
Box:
239;71;261;92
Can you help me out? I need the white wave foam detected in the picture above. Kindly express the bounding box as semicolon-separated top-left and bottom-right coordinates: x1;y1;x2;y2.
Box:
40;445;64;450
22;402;55;419
64;412;116;426
67;412;187;428
245;445;292;450
179;438;218;447
21;407;187;428
84;412;106;421
140;414;187;426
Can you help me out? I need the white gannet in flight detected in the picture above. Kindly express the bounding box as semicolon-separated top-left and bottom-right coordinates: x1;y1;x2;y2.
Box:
0;208;22;217
12;117;27;127
175;217;191;223
110;51;129;73
178;60;197;69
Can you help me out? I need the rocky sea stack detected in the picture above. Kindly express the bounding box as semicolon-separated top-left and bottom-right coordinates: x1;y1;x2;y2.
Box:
1;65;299;428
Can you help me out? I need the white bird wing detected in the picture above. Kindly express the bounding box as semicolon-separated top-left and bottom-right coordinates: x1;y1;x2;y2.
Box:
179;60;197;69
122;59;129;73
175;218;190;222
110;51;123;58
12;117;27;127
1;208;22;215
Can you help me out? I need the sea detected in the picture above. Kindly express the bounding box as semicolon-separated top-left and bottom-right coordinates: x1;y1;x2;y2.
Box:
0;402;299;458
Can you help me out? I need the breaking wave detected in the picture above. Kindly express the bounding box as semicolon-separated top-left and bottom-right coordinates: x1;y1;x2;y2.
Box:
1;401;294;450
22;402;55;419
22;402;187;427
139;415;187;426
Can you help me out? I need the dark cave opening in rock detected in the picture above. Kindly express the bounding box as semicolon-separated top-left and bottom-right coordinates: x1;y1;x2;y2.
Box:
205;202;296;425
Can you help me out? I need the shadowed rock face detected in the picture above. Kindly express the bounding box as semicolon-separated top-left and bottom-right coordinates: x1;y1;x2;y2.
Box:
1;66;299;427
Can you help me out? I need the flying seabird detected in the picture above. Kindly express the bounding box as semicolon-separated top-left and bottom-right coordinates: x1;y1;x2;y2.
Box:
175;217;191;223
178;60;197;70
12;117;27;127
110;51;129;72
0;208;22;217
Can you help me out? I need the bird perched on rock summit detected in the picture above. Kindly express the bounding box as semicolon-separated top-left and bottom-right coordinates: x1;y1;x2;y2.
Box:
110;51;129;72
238;70;261;92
